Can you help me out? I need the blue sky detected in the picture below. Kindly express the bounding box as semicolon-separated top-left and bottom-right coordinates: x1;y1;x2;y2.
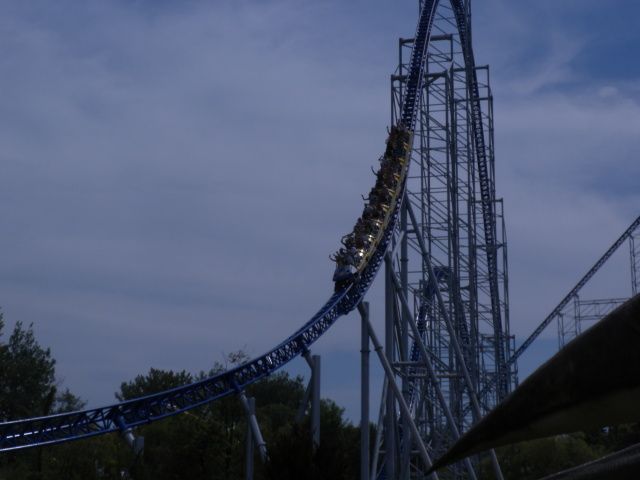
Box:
1;0;639;421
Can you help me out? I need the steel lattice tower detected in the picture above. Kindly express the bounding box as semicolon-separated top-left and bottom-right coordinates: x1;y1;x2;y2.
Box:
557;225;640;348
632;232;639;296
0;2;523;475
372;1;516;478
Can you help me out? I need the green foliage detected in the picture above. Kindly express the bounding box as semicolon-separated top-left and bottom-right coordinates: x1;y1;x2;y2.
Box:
0;313;89;480
0;319;56;421
474;425;640;479
110;359;363;480
105;352;363;480
265;399;360;480
8;312;640;480
53;388;86;414
120;368;305;479
583;423;640;453
117;368;193;401
478;433;604;480
0;315;368;479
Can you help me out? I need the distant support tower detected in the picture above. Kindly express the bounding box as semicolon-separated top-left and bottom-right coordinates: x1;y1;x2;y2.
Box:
631;231;639;296
371;1;515;478
557;220;640;348
503;214;640;375
558;297;627;348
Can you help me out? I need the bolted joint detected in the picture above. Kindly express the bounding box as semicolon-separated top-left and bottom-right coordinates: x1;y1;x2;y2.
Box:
115;415;144;456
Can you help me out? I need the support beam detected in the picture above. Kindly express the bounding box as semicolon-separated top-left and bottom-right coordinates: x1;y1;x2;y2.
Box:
245;397;255;480
386;257;478;479
512;214;640;365
297;351;321;448
403;201;505;480
311;354;321;448
294;381;312;424
362;311;439;478
358;302;370;480
239;392;267;462
384;262;397;479
400;203;411;480
631;234;638;296
115;415;144;457
370;377;387;480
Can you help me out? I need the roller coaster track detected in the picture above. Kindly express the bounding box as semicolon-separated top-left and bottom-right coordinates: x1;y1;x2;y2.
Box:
512;214;640;363
0;0;499;453
449;2;507;397
460;213;640;416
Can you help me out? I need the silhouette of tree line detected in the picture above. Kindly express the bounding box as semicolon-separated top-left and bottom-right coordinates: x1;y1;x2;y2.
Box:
0;310;638;479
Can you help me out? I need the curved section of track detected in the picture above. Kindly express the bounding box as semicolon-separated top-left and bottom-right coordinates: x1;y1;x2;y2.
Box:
0;0;493;452
449;0;507;394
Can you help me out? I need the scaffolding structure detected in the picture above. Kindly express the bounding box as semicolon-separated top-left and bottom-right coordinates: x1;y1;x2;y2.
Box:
371;2;515;477
558;229;640;348
631;232;639;296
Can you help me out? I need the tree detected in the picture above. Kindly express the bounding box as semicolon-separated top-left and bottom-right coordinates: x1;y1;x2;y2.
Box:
111;355;247;480
0;313;90;480
53;387;86;414
478;433;603;479
116;368;193;401
0;332;366;480
112;355;363;480
265;399;360;480
0;317;56;421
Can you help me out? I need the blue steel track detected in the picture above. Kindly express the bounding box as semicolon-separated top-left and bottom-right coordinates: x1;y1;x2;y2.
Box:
0;0;492;452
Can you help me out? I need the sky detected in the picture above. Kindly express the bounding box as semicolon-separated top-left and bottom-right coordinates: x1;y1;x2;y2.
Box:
1;0;639;422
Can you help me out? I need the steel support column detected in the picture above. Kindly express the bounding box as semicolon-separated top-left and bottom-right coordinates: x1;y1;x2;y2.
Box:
363;311;438;478
385;261;397;479
239;392;267;462
115;416;144;457
245;397;256;480
381;7;512;475
311;354;321;448
358;302;371;480
631;234;639;296
298;351;321;449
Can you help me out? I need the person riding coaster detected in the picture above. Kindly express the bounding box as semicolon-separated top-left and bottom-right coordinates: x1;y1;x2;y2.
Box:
379;168;399;187
363;206;384;226
371;182;392;203
332;246;359;291
331;123;411;289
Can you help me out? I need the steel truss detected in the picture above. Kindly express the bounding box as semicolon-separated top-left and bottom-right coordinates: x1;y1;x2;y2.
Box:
0;3;517;479
370;1;515;478
557;221;640;348
0;0;437;456
631;232;639;296
558;297;627;348
509;214;640;368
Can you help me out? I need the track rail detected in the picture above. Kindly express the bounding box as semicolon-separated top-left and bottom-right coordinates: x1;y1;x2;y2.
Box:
0;0;497;452
512;214;640;363
462;214;640;415
450;0;507;396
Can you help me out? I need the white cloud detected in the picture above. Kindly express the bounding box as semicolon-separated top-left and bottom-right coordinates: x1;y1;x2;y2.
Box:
0;0;639;417
474;0;640;342
0;0;399;406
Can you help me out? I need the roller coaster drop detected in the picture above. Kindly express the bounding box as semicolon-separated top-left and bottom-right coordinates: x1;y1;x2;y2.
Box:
0;1;516;478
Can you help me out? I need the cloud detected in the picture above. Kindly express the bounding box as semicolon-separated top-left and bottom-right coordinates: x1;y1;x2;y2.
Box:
475;0;640;342
0;0;403;406
0;0;639;420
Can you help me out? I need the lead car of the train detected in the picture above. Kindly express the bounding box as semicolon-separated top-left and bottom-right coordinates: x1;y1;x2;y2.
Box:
332;124;412;291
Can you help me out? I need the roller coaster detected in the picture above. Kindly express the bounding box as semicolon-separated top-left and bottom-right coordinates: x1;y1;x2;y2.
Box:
4;0;636;479
0;0;442;452
1;0;502;474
